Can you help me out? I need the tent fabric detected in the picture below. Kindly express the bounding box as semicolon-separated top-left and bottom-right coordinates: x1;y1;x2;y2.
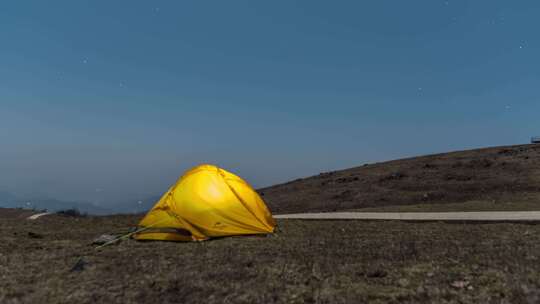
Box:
134;164;276;241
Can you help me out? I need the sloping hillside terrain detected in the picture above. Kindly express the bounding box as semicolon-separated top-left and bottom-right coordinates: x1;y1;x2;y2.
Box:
260;144;540;213
0;208;39;219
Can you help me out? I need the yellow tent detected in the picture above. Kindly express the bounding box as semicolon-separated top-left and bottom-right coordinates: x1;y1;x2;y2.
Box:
133;164;276;241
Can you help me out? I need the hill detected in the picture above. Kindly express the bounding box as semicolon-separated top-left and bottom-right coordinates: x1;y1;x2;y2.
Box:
0;208;39;219
260;144;540;214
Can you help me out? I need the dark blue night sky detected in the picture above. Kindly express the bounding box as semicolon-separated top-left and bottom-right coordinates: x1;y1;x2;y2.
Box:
1;1;538;204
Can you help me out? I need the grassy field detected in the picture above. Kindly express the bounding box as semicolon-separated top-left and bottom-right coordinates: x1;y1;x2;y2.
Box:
2;214;540;303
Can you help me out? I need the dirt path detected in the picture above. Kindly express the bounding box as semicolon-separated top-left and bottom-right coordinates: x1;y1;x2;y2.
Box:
274;211;540;221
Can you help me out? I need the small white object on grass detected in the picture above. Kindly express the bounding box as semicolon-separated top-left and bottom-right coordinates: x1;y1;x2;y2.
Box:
27;212;51;220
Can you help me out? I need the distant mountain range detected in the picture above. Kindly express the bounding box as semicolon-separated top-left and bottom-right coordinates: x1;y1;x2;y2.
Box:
0;191;112;215
0;190;163;215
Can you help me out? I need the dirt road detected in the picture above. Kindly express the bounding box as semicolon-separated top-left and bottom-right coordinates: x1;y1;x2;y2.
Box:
274;211;540;221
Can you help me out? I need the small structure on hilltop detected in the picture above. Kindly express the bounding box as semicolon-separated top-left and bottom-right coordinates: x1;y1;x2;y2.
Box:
532;137;540;144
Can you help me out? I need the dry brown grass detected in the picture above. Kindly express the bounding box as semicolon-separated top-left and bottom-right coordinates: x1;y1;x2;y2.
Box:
2;214;540;303
261;144;540;214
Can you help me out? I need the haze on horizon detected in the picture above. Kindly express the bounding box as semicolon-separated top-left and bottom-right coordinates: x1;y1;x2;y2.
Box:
1;1;539;206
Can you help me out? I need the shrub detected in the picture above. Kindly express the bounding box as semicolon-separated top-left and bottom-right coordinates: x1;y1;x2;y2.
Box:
56;208;87;217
